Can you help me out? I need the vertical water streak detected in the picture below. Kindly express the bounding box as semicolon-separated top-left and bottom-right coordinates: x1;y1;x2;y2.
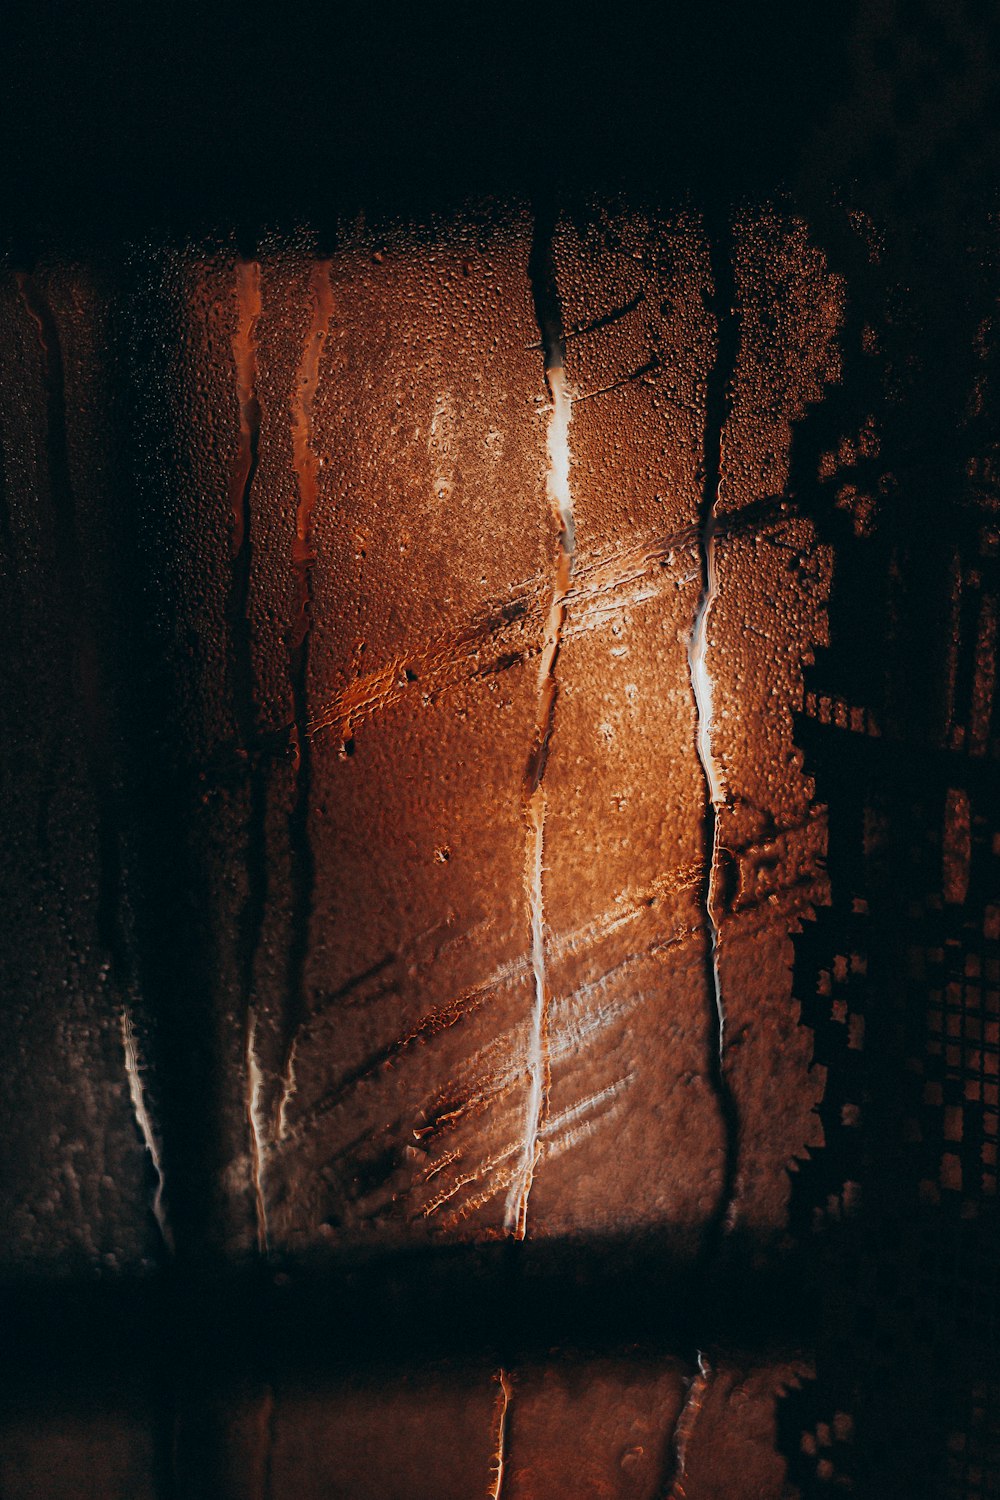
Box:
121;1004;173;1251
687;219;741;1248
228;260;270;1251
16;274;169;1251
506;218;575;1238
487;1368;514;1499
687;517;726;1061
664;1352;711;1499
279;262;334;1139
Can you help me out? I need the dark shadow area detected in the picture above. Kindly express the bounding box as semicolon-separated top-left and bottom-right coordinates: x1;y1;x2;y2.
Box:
0;0;860;254
783;182;1000;1494
0;1226;822;1391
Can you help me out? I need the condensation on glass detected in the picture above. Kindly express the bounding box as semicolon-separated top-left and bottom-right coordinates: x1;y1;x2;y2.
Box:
6;196;995;1497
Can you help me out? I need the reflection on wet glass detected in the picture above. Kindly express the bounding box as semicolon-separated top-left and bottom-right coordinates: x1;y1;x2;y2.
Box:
2;193;998;1496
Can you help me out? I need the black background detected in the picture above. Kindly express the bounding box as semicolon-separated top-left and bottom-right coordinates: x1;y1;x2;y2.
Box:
0;0;862;250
